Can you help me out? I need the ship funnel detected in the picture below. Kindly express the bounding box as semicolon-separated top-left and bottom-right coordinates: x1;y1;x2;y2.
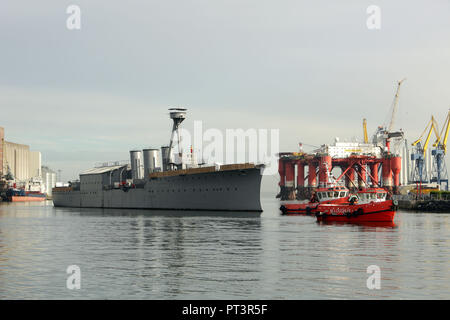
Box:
130;150;144;180
161;146;171;172
143;148;160;177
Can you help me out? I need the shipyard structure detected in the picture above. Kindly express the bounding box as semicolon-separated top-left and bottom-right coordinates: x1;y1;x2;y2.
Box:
277;117;449;200
277;138;403;200
52;109;264;212
277;80;449;201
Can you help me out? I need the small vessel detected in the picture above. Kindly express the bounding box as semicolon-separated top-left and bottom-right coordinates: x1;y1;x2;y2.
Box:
279;163;351;215
6;188;46;202
279;185;350;215
2;178;47;202
315;188;397;222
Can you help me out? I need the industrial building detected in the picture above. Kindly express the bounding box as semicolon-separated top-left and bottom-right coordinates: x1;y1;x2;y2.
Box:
2;141;42;181
42;166;57;197
29;151;42;178
0;127;4;178
0;126;60;199
0;126;42;182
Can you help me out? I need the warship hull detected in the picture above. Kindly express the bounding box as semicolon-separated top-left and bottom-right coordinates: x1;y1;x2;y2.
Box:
53;166;263;212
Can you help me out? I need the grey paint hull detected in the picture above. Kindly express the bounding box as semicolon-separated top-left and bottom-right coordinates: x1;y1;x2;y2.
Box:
53;167;263;212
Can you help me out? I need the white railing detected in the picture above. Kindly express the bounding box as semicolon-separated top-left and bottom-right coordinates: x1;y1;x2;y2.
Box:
430;193;450;201
393;194;431;201
94;160;130;168
394;193;450;201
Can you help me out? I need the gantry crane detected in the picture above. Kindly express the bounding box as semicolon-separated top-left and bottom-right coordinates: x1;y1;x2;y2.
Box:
410;116;440;185
431;110;450;190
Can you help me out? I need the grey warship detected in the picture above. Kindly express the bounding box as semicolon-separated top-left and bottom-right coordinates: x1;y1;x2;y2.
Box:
52;108;264;212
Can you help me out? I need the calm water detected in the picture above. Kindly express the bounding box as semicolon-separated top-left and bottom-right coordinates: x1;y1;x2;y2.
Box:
0;193;449;299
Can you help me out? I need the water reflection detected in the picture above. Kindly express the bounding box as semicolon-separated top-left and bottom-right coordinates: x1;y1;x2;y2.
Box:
61;205;263;298
317;220;398;229
58;207;262;218
0;202;449;299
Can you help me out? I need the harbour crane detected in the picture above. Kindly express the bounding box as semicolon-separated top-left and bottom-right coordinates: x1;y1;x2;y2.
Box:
410;116;440;186
373;79;406;154
387;78;406;133
363;119;368;143
386;79;406;153
430;109;450;190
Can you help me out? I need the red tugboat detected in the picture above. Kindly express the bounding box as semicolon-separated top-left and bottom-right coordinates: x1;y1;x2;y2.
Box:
315;188;398;222
280;163;353;215
279;185;350;215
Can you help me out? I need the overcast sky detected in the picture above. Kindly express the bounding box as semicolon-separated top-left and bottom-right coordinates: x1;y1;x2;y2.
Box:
1;1;449;192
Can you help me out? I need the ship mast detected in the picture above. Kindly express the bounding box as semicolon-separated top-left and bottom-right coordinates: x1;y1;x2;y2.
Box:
168;108;187;170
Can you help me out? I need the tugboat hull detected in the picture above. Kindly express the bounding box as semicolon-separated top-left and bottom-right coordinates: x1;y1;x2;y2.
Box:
316;200;397;222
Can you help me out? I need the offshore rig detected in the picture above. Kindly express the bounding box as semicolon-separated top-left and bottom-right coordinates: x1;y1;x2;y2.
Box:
277;80;450;201
277;138;403;201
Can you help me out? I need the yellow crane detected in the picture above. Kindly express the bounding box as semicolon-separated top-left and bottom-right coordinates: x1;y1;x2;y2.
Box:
411;112;450;190
410;116;439;185
432;109;450;154
430;109;450;190
411;116;440;156
363;119;368;143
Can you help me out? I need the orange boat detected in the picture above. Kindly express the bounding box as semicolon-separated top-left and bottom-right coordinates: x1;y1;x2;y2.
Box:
6;189;46;202
315;188;397;222
279;185;350;215
9;195;46;202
